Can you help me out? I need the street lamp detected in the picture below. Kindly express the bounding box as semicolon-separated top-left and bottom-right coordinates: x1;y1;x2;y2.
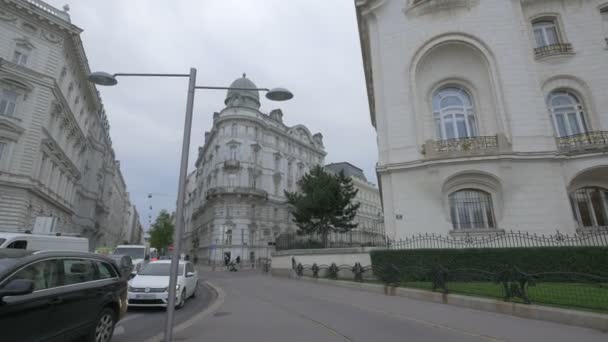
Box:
88;68;292;342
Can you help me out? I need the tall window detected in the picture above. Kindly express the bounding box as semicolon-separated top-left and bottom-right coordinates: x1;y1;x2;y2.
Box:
449;189;496;230
547;90;588;137
570;187;608;228
533;20;560;47
225;229;232;245
12;45;30;66
0;142;6;162
433;86;477;140
229;145;238;159
0;90;18;117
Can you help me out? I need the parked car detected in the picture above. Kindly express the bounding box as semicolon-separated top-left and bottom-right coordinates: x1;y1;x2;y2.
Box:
113;245;149;276
0;232;89;252
0;249;127;342
128;260;198;309
106;254;134;279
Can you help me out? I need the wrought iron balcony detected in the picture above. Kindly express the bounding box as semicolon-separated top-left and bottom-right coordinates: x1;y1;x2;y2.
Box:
556;131;608;154
534;43;573;59
206;186;268;199
423;135;499;157
223;159;240;170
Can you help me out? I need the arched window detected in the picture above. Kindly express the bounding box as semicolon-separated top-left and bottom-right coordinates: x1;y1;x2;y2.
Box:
432;86;477;140
547;90;588;137
570;187;608;228
448;189;496;230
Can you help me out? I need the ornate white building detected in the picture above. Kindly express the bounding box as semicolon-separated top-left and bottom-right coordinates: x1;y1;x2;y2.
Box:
187;74;326;263
355;0;608;239
0;0;139;250
324;162;385;238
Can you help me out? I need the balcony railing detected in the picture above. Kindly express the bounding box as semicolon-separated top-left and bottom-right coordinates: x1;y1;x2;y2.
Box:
556;131;608;153
534;43;573;59
223;159;240;170
27;0;71;22
424;136;499;155
206;186;268;199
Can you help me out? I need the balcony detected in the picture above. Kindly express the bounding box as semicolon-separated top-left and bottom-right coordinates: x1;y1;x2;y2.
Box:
422;135;502;158
556;131;608;154
223;159;240;170
534;43;573;59
206;186;268;200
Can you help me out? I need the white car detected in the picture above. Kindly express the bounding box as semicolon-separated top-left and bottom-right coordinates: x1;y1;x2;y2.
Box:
127;260;198;309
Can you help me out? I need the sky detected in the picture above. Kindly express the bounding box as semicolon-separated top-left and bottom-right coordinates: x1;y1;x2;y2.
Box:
45;0;377;230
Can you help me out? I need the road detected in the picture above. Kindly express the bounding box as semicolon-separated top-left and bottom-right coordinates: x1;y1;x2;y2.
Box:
111;281;215;342
173;270;607;342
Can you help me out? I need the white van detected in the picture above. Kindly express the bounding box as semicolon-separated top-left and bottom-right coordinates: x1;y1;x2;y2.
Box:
113;245;149;275
0;233;89;252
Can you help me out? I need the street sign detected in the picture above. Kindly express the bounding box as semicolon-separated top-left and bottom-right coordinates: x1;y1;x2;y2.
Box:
168;244;174;251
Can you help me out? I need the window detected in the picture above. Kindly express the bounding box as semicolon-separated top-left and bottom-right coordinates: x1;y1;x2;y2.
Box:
432;87;477;140
533;20;560;47
12;45;30;66
231;123;237;137
62;259;95;285
186;263;194;275
0;90;18;116
449;189;496;230
96;261;118;279
3;259;62;291
274;155;280;170
547;91;588;137
225;229;232;245
570;187;608;228
228;173;236;187
6;240;27;249
229;145;238;159
0;142;6;161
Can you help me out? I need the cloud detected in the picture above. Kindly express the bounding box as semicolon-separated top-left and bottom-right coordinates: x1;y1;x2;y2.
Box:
48;0;378;228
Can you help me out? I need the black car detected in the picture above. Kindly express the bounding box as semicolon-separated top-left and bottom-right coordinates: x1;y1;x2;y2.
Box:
0;249;128;342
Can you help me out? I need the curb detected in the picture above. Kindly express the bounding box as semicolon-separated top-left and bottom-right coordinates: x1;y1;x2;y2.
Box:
280;273;608;332
143;280;226;342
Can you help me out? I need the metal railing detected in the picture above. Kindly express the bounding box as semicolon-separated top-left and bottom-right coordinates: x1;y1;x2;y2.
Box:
556;131;608;153
388;230;608;250
534;43;573;58
223;159;240;169
275;231;388;251
205;186;267;198
425;135;498;154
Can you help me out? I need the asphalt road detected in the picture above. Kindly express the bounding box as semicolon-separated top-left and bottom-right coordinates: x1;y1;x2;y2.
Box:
174;270;607;342
111;281;215;342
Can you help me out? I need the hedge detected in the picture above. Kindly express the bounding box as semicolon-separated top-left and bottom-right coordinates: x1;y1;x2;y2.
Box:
370;247;608;277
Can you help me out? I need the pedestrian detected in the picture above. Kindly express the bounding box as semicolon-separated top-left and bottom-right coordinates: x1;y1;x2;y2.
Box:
185;254;190;261
236;256;240;264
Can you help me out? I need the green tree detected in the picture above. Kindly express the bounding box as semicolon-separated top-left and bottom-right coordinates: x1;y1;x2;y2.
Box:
285;165;360;247
149;210;174;253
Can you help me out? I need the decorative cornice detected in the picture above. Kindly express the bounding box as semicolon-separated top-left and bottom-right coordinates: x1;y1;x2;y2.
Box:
41;129;81;178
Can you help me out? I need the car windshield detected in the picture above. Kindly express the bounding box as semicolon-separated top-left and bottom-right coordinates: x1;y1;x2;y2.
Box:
138;263;184;276
113;247;145;259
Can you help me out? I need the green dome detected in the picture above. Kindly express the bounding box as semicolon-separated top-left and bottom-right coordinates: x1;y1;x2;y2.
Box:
225;73;260;109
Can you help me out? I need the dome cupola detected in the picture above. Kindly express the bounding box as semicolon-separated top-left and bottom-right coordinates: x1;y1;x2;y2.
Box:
225;73;260;110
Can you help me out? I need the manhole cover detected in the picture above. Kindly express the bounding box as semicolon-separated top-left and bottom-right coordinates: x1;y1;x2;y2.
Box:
213;311;231;317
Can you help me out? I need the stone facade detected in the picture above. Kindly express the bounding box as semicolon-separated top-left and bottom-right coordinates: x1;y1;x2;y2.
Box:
355;0;608;239
324;162;384;237
187;74;326;263
0;1;139;250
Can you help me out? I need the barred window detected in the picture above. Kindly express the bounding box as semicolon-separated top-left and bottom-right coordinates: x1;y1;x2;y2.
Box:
547;90;588;137
570;187;608;228
449;189;496;230
432;86;477;140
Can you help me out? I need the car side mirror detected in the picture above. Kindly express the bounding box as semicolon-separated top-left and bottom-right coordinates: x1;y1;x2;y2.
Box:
0;279;34;300
186;272;195;278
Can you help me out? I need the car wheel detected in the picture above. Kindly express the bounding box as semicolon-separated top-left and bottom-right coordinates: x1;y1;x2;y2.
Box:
176;290;186;309
86;307;116;342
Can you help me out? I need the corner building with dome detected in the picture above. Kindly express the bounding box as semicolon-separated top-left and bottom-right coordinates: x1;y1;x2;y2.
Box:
186;74;326;264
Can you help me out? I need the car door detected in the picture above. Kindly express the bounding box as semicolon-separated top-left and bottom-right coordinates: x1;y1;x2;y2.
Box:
185;263;197;297
50;258;102;340
0;258;63;342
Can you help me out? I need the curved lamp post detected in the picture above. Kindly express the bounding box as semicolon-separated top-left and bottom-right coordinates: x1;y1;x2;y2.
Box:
88;69;292;342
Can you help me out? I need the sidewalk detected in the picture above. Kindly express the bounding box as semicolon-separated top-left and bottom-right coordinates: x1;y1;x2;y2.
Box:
173;270;607;342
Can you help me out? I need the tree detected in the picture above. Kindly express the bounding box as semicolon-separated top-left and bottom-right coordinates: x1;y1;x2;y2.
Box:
149;210;174;253
285;165;360;247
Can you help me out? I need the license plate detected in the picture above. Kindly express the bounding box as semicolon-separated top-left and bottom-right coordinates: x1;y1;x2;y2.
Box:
135;294;156;300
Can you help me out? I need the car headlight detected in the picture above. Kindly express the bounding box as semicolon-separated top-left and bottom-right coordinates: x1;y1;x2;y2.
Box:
176;284;181;291
128;286;134;292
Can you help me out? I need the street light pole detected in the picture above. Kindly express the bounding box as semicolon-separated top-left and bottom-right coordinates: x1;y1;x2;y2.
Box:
88;69;293;342
164;67;197;341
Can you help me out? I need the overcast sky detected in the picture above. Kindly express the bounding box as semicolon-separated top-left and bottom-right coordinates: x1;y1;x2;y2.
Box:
45;0;377;229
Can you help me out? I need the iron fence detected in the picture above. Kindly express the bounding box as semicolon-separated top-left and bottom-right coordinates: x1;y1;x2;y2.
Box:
275;231;388;251
388;230;608;250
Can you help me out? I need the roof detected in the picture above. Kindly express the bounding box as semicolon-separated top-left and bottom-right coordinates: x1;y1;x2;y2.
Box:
225;73;260;107
324;162;368;181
